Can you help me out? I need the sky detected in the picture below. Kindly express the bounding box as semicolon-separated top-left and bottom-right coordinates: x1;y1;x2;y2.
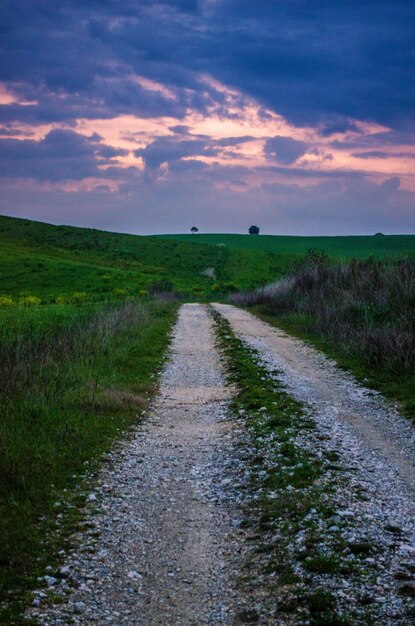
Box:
0;0;415;235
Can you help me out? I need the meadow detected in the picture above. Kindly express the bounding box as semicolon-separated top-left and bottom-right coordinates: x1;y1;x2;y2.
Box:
0;216;288;302
161;232;415;259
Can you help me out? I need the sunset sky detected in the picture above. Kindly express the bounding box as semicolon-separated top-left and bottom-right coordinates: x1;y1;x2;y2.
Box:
1;1;415;234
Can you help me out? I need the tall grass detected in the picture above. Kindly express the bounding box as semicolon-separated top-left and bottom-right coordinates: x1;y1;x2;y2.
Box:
231;254;415;371
0;299;177;617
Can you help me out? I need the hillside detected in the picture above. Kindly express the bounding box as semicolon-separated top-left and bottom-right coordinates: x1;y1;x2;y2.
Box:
0;216;288;301
159;232;415;259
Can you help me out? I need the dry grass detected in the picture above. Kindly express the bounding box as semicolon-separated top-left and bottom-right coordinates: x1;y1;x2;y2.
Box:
231;254;415;371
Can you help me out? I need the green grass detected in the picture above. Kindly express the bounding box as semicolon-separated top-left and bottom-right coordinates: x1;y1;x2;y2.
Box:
0;299;178;622
0;215;289;301
160;232;415;259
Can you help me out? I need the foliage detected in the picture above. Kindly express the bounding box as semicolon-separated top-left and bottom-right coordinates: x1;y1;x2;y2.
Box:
149;278;174;293
71;291;88;306
0;300;177;620
0;295;14;306
248;224;260;234
231;255;415;416
18;295;41;306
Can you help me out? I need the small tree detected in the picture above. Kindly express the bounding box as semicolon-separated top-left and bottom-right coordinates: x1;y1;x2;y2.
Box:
191;226;199;234
248;225;260;235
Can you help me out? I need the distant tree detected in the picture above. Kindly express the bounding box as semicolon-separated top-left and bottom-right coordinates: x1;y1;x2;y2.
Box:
248;225;260;235
191;226;199;234
374;232;385;237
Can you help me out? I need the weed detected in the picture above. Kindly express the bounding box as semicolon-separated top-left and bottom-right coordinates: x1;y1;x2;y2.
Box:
0;298;178;621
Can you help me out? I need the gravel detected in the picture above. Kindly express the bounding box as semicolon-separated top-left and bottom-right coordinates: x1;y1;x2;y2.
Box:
214;303;415;623
26;302;415;624
28;304;247;625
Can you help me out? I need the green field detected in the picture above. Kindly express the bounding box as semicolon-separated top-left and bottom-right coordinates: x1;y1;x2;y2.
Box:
0;216;289;301
160;232;415;259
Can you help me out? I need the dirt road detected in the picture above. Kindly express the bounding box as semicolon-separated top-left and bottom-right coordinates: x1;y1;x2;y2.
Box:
28;303;415;625
214;303;415;497
29;304;246;625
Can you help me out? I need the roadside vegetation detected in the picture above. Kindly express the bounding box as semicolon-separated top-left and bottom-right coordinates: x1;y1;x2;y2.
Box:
0;298;177;622
212;310;407;625
230;252;415;418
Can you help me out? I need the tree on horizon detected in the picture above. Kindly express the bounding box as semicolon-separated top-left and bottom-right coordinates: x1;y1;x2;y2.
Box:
248;225;260;235
191;226;199;233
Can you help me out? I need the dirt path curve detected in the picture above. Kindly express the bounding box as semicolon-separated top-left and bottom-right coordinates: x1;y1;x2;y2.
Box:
29;304;245;625
214;304;415;497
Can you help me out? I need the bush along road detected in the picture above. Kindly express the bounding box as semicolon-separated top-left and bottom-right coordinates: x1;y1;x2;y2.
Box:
19;304;415;625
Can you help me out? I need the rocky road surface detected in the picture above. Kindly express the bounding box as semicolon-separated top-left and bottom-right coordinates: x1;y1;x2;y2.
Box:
214;304;415;618
28;303;415;625
29;304;246;625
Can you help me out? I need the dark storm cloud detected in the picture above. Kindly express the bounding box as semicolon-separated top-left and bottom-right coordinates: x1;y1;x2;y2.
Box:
264;136;309;165
135;136;218;171
318;120;363;137
136;133;255;171
0;129;128;180
1;1;415;129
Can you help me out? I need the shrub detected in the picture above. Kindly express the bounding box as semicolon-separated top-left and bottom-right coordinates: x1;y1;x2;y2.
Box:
0;295;14;307
55;296;66;305
72;291;88;306
230;255;415;371
138;289;149;297
18;295;41;307
114;288;128;299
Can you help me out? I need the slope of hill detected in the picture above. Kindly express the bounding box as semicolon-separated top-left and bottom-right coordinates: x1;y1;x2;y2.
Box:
159;232;415;258
0;216;288;301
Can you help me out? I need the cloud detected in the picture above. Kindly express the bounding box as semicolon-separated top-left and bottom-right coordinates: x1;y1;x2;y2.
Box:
319;120;362;137
1;1;415;129
0;129;128;181
0;1;414;235
136;132;255;173
2;168;415;236
264;136;309;165
352;150;415;159
135;136;218;171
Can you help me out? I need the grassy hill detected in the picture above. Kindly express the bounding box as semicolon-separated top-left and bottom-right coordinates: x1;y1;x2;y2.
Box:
160;232;415;259
0;216;289;301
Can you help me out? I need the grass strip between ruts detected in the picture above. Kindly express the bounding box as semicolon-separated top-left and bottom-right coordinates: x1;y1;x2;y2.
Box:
211;307;391;626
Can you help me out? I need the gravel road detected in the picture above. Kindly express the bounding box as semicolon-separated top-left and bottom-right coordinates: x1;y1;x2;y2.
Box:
214;304;415;497
28;302;415;625
214;304;415;618
29;304;246;625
